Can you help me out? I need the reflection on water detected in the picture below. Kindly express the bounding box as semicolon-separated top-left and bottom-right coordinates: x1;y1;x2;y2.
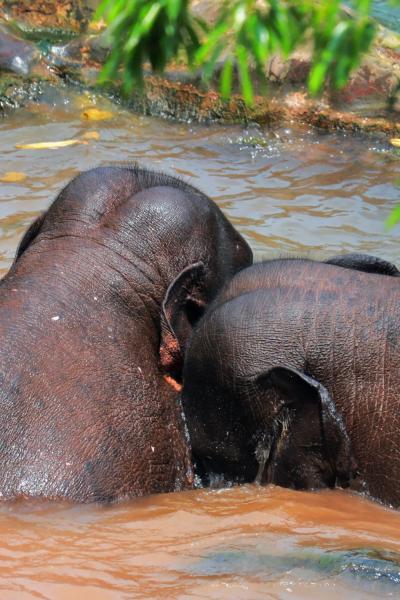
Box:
0;92;400;597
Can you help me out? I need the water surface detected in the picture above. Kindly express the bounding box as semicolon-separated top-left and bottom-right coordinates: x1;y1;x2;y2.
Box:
371;0;400;32
0;92;399;271
2;486;400;599
0;92;399;597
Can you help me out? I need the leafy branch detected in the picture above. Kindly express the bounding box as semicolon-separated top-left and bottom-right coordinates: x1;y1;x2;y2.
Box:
95;0;390;102
95;1;400;229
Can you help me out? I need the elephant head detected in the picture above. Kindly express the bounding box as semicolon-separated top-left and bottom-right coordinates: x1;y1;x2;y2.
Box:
0;165;252;502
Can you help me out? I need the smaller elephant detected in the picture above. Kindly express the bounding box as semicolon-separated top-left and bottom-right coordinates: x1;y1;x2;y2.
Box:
0;164;252;502
181;255;400;507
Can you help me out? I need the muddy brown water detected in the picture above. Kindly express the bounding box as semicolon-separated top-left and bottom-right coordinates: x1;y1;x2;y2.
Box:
0;92;400;597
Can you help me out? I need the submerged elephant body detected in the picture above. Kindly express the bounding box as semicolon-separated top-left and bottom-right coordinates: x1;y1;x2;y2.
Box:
182;258;400;507
0;165;252;502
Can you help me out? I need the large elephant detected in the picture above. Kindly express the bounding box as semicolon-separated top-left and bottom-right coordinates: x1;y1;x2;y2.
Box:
0;165;252;502
181;256;400;507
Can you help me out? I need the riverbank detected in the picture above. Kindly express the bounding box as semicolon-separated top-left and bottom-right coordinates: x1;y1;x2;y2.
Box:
1;0;400;137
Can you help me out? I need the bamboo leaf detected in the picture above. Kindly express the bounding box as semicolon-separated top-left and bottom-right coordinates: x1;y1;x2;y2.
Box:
386;205;400;229
195;22;230;65
220;55;234;99
236;44;253;105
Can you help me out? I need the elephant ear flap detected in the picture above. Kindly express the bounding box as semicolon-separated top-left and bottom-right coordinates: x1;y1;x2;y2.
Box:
14;212;46;262
257;365;357;488
160;261;207;382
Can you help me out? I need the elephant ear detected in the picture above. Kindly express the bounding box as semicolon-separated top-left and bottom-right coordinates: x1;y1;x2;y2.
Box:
255;365;358;490
326;253;400;277
160;262;207;382
14;212;46;262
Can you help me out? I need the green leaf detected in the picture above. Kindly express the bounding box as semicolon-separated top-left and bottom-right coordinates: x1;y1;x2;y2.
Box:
124;4;162;53
386;205;400;229
97;47;123;83
236;44;253;105
94;0;380;110
231;2;247;33
220;55;234;99
245;16;270;65
201;40;224;82
194;21;230;65
95;0;122;23
355;0;372;16
167;0;182;22
308;60;329;96
308;20;351;95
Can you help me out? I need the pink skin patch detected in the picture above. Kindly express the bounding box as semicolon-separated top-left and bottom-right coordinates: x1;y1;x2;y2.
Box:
160;334;180;370
163;375;182;392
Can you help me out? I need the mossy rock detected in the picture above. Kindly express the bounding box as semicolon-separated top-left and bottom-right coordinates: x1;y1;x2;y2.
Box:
0;0;95;35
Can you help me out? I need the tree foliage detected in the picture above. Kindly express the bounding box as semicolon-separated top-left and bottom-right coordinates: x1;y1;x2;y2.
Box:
95;0;394;102
96;1;400;228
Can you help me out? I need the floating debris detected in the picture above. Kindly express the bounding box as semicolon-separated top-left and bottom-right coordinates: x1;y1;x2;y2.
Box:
16;139;84;150
81;108;113;121
0;171;27;182
15;131;100;150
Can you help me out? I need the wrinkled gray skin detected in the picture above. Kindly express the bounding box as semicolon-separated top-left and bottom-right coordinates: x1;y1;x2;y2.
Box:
182;257;400;507
0;165;252;502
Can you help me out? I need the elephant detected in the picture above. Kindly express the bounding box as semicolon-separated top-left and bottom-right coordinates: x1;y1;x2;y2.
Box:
0;164;252;502
181;255;400;507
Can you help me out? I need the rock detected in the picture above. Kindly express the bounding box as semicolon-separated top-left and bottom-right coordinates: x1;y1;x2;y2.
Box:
0;24;40;76
46;29;110;70
0;0;97;36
